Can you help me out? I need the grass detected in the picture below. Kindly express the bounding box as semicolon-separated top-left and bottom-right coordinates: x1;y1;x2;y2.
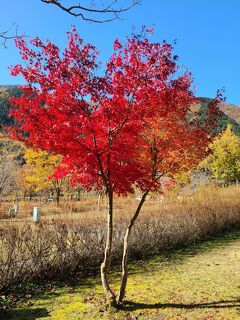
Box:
2;229;240;320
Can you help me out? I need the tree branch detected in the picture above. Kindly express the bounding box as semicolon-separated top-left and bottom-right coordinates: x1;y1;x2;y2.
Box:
40;0;141;23
0;23;26;48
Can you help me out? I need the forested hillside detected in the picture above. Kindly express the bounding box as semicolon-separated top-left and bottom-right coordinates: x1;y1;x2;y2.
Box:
0;85;22;130
197;97;240;135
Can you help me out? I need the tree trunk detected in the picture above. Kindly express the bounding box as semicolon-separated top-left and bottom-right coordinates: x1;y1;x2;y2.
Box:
118;191;148;304
76;189;81;201
56;187;60;206
14;191;19;204
101;190;117;306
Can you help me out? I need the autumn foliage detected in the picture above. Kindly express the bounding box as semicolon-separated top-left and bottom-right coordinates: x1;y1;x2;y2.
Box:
10;29;215;193
200;124;240;183
9;28;221;305
21;147;64;202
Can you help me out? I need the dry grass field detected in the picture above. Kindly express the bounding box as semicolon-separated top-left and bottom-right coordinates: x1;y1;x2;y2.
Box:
1;185;240;227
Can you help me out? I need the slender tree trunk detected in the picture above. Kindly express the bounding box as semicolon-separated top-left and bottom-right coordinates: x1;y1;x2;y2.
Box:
76;189;81;201
118;191;149;304
101;190;117;306
56;187;60;206
14;191;19;204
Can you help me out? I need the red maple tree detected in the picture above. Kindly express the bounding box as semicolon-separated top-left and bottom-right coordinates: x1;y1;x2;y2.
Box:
9;28;220;305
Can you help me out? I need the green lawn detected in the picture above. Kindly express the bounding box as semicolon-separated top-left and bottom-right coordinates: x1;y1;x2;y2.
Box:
2;231;240;320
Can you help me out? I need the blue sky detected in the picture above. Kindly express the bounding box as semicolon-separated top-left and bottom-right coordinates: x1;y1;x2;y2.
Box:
1;0;239;104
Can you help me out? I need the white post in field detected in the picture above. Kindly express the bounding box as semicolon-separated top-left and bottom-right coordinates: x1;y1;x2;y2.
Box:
33;207;40;223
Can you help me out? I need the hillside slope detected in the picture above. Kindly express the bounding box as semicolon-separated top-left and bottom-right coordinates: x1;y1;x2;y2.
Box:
194;97;240;135
0;85;22;129
0;85;19;92
220;101;240;125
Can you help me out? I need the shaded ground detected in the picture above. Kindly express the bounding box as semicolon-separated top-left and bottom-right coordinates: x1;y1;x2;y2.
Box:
1;231;240;320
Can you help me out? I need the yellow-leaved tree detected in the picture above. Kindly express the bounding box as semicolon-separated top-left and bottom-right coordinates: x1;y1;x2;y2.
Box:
200;124;240;184
22;147;64;203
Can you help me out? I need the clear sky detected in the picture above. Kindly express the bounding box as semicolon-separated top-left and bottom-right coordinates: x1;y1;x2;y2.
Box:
1;0;240;105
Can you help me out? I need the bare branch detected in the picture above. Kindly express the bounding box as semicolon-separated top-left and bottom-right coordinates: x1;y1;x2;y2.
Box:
40;0;141;23
0;23;26;48
0;23;18;47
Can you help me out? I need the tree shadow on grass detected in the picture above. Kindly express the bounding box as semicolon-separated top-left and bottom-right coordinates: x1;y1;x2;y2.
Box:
120;298;240;312
0;307;49;320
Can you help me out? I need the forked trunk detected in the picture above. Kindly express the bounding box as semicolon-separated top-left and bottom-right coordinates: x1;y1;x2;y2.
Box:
101;190;117;306
118;191;148;304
